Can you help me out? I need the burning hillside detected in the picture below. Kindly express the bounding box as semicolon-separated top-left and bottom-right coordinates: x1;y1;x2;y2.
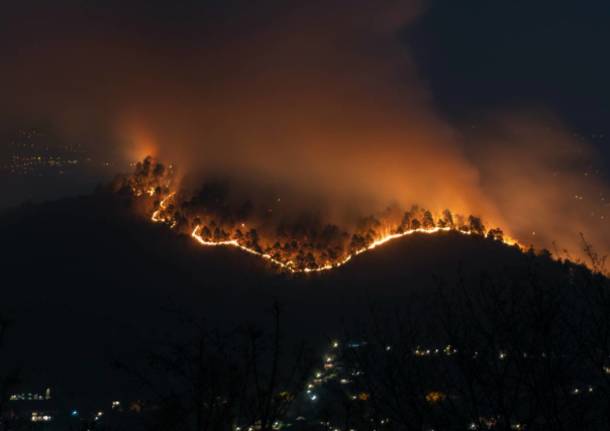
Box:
3;0;607;266
115;157;521;273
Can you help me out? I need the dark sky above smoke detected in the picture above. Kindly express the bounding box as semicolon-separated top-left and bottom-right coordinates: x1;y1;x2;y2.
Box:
1;0;609;258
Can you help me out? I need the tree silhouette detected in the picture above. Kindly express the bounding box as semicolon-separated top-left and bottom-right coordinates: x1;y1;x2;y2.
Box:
119;304;312;431
338;263;610;430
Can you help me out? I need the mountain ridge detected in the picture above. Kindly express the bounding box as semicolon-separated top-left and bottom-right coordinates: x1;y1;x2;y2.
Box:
0;190;599;401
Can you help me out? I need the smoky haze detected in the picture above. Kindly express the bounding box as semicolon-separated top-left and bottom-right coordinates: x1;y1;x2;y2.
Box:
1;0;608;261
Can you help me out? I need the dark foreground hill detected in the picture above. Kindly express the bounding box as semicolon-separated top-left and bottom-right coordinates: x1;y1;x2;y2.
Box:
0;191;600;403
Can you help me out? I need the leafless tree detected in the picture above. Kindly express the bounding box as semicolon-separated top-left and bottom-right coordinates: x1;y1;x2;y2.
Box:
237;302;313;431
119;303;311;431
339;262;610;430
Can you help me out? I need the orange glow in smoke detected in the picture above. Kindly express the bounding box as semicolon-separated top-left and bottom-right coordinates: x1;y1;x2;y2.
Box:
121;120;160;163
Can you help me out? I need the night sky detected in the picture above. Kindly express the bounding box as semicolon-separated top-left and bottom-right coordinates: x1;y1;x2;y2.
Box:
409;0;610;138
2;1;609;158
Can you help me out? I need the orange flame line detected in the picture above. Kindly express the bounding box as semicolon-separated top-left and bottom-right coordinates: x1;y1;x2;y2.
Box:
148;192;522;273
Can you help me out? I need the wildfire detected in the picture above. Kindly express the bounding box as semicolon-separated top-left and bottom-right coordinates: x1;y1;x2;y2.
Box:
190;213;521;274
151;192;175;224
119;157;524;274
131;160;521;274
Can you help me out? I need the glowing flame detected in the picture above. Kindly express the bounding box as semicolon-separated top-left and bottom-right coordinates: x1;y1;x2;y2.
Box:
125;157;524;274
190;223;521;273
151;192;177;228
148;191;522;274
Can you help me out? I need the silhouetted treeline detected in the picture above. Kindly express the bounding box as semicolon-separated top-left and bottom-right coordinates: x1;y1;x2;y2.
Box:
111;253;610;431
338;258;610;430
116;303;313;431
116;157;509;271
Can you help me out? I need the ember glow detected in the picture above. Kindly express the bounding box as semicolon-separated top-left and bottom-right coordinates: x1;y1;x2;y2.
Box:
119;157;523;274
190;219;520;274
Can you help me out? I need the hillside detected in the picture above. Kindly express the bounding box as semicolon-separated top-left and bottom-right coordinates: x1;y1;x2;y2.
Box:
0;191;595;402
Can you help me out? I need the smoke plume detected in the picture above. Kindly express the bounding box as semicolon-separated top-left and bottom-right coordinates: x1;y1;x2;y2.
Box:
1;0;608;262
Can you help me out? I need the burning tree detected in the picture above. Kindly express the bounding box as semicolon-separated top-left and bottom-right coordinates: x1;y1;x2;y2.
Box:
119;157;517;273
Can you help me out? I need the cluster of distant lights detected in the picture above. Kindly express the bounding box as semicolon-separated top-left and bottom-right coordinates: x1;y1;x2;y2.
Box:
466;419;525;430
234;339;375;431
9;391;50;401
1;155;81;175
17;348;607;429
26;399;120;423
298;339;385;431
31;412;52;422
304;340;343;403
287;339;609;431
1;130;111;176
